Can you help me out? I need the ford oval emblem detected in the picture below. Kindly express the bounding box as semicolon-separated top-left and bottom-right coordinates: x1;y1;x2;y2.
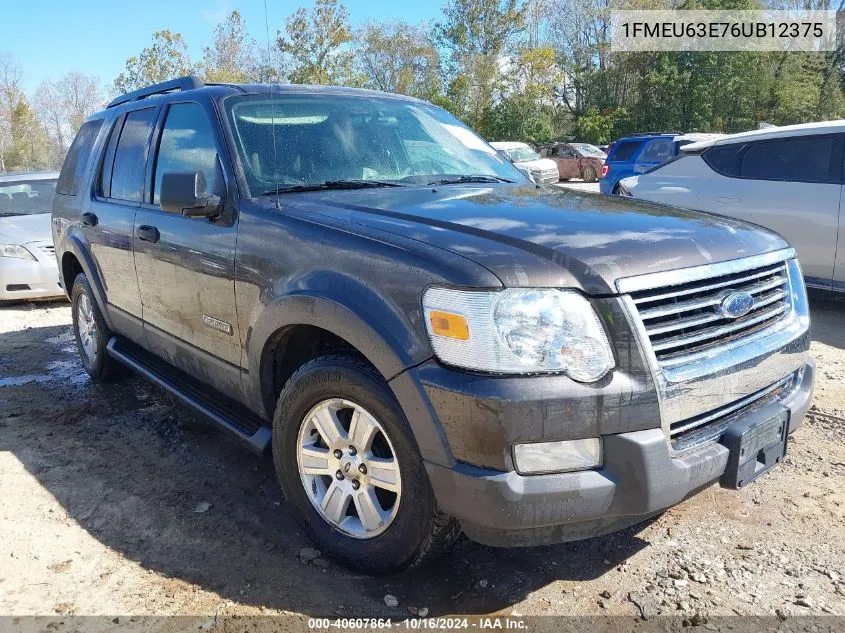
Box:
720;291;755;319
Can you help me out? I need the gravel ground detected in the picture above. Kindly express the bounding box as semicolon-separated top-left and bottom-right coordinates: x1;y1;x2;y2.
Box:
0;297;843;630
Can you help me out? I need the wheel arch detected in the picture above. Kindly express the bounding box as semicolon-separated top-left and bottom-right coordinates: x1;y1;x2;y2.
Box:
245;291;455;467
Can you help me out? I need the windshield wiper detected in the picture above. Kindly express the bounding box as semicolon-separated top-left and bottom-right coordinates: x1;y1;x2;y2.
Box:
0;212;24;217
260;180;404;196
426;175;514;185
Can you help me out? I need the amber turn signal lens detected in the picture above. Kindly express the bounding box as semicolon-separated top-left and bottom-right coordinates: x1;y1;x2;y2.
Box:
428;311;469;340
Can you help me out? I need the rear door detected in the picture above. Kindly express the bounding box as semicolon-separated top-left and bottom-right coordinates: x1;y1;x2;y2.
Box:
703;134;841;289
85;107;159;324
133;98;242;368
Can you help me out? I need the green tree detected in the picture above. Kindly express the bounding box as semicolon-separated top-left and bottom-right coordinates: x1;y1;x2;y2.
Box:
356;21;442;98
7;97;55;171
200;11;260;83
436;0;526;131
277;0;355;85
113;30;194;94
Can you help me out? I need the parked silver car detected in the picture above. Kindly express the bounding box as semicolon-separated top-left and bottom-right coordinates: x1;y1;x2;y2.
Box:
0;172;63;302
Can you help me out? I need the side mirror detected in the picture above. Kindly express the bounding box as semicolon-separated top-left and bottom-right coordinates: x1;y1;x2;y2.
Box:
160;172;221;218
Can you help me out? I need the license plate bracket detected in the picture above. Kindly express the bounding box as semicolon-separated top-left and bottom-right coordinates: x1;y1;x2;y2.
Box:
719;410;789;489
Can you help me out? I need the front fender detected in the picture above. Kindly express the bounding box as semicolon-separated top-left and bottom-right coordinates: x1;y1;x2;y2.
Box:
244;282;458;467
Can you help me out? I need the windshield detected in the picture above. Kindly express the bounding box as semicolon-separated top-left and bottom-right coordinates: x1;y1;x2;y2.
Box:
0;178;57;216
225;94;525;194
503;147;541;162
572;144;606;158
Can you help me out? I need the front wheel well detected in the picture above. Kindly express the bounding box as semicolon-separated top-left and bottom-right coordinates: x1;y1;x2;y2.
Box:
61;252;84;295
262;325;372;416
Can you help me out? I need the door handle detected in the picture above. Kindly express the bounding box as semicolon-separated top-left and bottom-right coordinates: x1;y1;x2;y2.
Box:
137;225;160;243
81;212;98;227
715;196;740;203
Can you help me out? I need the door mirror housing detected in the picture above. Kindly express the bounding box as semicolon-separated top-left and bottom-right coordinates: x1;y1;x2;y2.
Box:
160;171;221;217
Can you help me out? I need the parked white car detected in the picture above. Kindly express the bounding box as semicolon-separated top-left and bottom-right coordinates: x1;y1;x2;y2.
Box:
618;121;845;293
490;142;560;184
0;171;63;302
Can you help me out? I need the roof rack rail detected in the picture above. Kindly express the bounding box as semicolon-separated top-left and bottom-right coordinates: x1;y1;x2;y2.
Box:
107;75;205;109
630;131;684;137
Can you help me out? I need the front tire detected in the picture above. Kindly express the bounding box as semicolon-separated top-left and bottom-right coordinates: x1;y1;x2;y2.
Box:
273;354;459;574
71;273;122;382
582;166;598;182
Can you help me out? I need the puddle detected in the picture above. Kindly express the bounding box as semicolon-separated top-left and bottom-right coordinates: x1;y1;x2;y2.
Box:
0;360;89;389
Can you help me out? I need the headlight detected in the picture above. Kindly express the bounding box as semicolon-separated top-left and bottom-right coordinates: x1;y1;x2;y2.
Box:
422;287;615;381
0;244;36;261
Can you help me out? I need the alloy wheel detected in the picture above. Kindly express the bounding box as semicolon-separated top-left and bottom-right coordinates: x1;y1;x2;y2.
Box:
296;398;402;539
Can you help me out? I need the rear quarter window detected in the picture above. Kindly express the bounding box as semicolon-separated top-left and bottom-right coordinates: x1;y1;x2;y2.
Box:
639;139;674;163
702;144;743;177
56;119;103;196
608;140;642;162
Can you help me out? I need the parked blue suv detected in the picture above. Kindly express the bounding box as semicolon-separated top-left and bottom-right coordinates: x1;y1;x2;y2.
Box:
600;132;709;194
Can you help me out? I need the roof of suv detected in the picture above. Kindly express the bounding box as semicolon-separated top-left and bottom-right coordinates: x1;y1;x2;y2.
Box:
99;76;425;118
682;120;845;152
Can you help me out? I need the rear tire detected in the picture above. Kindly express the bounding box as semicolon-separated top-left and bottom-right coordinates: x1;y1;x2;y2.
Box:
582;166;598;182
272;354;460;574
70;273;122;382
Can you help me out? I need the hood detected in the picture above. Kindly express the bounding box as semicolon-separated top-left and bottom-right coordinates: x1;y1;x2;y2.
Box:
0;213;52;245
515;158;557;172
285;184;789;294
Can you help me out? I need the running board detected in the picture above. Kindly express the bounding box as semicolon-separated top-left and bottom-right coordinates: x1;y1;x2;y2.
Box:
106;337;272;455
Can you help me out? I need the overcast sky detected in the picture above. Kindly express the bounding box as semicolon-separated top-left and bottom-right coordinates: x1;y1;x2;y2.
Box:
8;0;442;93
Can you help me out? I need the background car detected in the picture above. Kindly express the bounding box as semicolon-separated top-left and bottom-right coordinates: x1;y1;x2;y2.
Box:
617;120;844;293
599;132;722;194
489;142;560;183
538;142;605;182
0;171;63;303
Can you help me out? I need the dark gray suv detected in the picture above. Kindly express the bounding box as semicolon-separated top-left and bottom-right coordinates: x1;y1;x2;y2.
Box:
52;77;813;573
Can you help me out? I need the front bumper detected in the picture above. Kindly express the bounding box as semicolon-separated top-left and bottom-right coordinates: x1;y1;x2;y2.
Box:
0;249;63;301
424;360;813;547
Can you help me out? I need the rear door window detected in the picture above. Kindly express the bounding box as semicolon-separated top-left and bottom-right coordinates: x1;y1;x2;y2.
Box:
740;135;835;184
57;119;103;196
609;140;642;162
108;107;158;202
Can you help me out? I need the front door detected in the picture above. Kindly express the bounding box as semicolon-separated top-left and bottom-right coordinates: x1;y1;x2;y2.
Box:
559;147;581;179
133;99;242;370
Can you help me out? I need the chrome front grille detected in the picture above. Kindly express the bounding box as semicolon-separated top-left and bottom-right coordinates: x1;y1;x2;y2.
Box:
669;373;797;451
629;261;791;366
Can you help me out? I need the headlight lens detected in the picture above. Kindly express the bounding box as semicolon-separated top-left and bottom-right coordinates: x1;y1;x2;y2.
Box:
423;287;614;381
0;244;36;260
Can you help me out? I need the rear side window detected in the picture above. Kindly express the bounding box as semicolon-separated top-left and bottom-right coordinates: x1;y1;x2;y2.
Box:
702;144;743;177
639;139;674;163
609;140;642;162
56;120;103;196
109;107;158;202
740;136;835;183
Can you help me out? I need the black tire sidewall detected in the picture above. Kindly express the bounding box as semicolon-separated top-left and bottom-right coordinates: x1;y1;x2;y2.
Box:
273;356;438;574
70;274;112;380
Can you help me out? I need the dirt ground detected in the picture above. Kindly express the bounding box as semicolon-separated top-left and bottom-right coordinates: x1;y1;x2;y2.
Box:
0;296;844;629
